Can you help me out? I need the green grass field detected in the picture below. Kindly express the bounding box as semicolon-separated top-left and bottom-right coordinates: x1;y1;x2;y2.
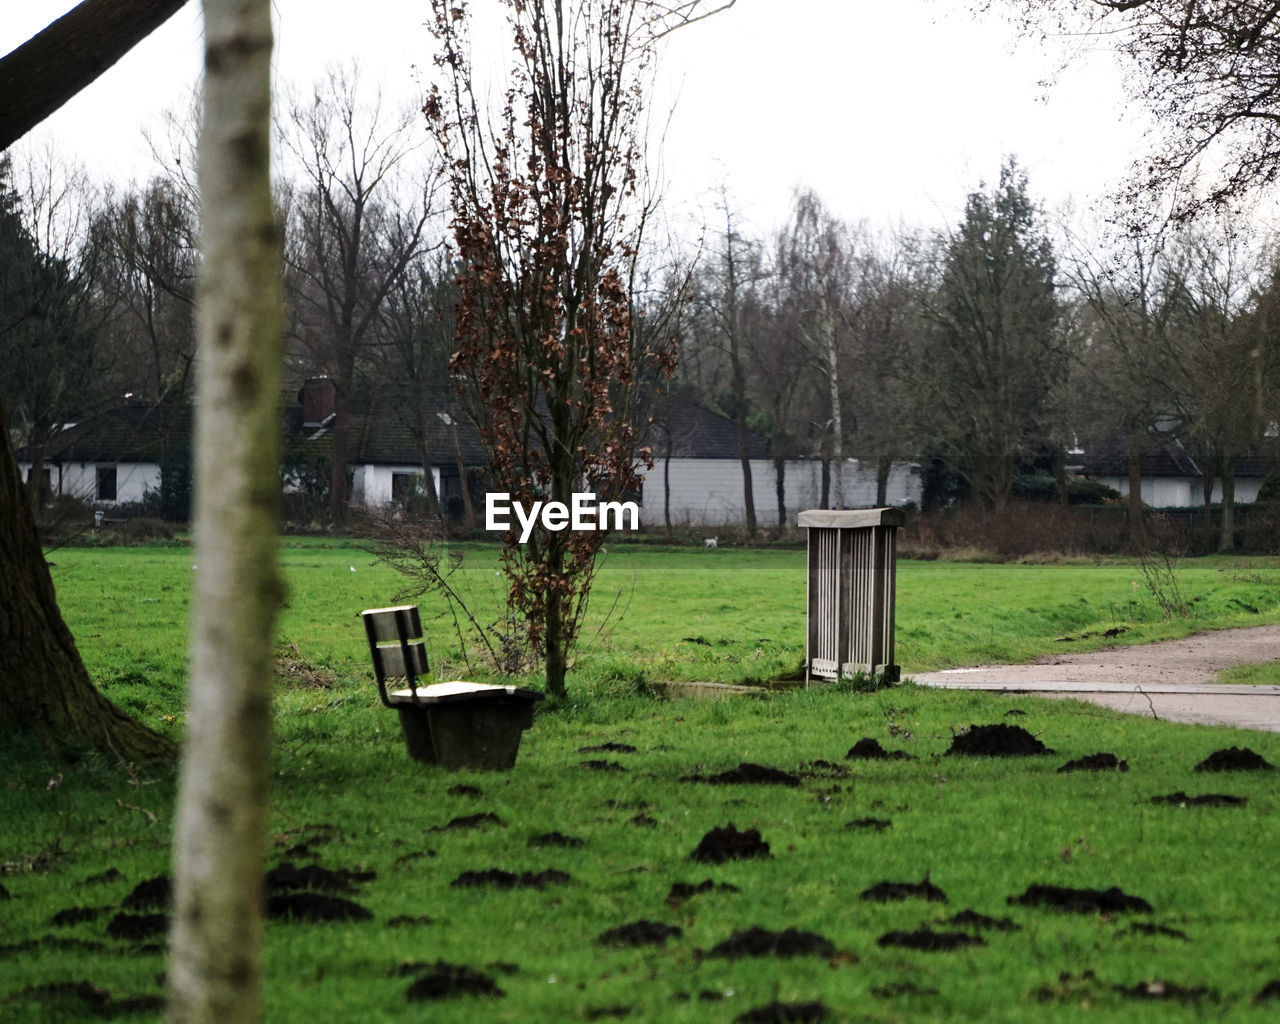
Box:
4;542;1280;1022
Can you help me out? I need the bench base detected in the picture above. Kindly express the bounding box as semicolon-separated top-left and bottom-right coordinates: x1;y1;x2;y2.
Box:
395;695;538;770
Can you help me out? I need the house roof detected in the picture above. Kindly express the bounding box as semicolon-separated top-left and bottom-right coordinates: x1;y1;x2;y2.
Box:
645;396;770;460
21;389;772;471
285;385;490;467
1079;433;1275;480
22;402;193;464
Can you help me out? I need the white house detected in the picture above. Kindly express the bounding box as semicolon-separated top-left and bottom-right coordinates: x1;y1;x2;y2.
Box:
640;399;921;528
17;402;187;508
1079;435;1272;508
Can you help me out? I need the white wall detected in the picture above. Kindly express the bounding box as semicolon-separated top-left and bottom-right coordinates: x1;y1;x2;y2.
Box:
639;458;922;528
350;464;442;507
21;460;160;505
1097;475;1265;508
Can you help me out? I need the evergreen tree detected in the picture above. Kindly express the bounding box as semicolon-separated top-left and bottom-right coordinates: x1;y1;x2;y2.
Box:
916;159;1066;512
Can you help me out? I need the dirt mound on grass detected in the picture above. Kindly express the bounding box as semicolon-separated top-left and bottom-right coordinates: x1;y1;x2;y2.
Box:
1120;922;1188;941
80;868;123;887
734;1000;830;1023
860;876;947;903
1194;747;1274;772
528;831;584;849
121;876;171;911
266;862;375;894
690;824;771;863
50;906;109;927
684;763;801;786
428;812;505;832
0;937;107;956
1254;980;1280;1003
581;760;626;772
450;868;570;890
845;817;892;832
1008;884;1152;914
945;909;1020;931
105;912;168;941
578;742;638;754
1058;753;1128;773
877;928;984;951
947;724;1052;757
846;738;911;761
666;879;741;904
872;982;939;998
596;920;682;948
266;893;372;923
10;981;164;1018
1150;792;1246;807
403;961;505;1001
706;926;835;959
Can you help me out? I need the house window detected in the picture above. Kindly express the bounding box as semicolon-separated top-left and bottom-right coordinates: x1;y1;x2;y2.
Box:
96;466;118;502
391;471;419;505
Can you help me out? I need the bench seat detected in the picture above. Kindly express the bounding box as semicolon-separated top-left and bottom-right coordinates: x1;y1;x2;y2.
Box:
362;604;543;770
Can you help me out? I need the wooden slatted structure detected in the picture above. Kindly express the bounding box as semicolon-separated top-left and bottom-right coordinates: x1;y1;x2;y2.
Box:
798;509;903;683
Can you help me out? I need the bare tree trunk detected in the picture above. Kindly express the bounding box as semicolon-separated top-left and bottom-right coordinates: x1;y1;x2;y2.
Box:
1219;459;1237;553
0;395;175;762
825;326;844;506
774;456;786;527
876;455;891;507
414;441;443;521
0;0;190;150
167;2;281;1022
27;442;47;520
664;437;673;534
1200;462;1216;546
1127;446;1144;545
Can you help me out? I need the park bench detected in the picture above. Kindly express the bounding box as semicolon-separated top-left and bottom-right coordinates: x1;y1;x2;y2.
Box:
361;604;542;770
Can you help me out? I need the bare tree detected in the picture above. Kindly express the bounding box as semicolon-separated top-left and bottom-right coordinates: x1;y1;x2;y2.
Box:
280;66;436;527
166;0;280;1020
425;0;730;697
374;245;458;520
1162;222;1275;550
776;189;857;507
985;1;1280;222
1062;226;1185;535
686;188;766;532
92;178;199;402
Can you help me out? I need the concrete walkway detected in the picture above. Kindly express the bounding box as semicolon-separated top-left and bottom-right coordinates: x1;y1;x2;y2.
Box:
908;624;1280;733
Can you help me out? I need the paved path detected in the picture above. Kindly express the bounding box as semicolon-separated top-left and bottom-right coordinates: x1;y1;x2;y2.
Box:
908;624;1280;732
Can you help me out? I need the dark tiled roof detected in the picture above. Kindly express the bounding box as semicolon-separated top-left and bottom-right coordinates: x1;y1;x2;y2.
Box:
26;402;193;463
285;385;489;466
1079;434;1275;479
24;391;772;469
644;396;770;460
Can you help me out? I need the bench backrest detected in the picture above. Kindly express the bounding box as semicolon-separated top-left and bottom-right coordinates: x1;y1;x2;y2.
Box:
361;604;429;707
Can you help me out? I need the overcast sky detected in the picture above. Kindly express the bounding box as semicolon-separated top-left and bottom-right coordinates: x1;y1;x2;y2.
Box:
5;0;1145;236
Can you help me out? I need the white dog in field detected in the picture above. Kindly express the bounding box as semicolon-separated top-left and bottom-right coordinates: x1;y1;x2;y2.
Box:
704;537;718;549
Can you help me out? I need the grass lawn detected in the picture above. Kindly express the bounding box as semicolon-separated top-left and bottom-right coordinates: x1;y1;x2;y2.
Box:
4;541;1280;1022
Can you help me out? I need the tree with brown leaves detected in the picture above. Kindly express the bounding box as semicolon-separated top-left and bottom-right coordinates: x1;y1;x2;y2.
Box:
425;0;730;697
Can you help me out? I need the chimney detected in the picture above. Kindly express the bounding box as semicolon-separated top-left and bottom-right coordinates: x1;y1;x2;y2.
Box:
299;377;336;427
